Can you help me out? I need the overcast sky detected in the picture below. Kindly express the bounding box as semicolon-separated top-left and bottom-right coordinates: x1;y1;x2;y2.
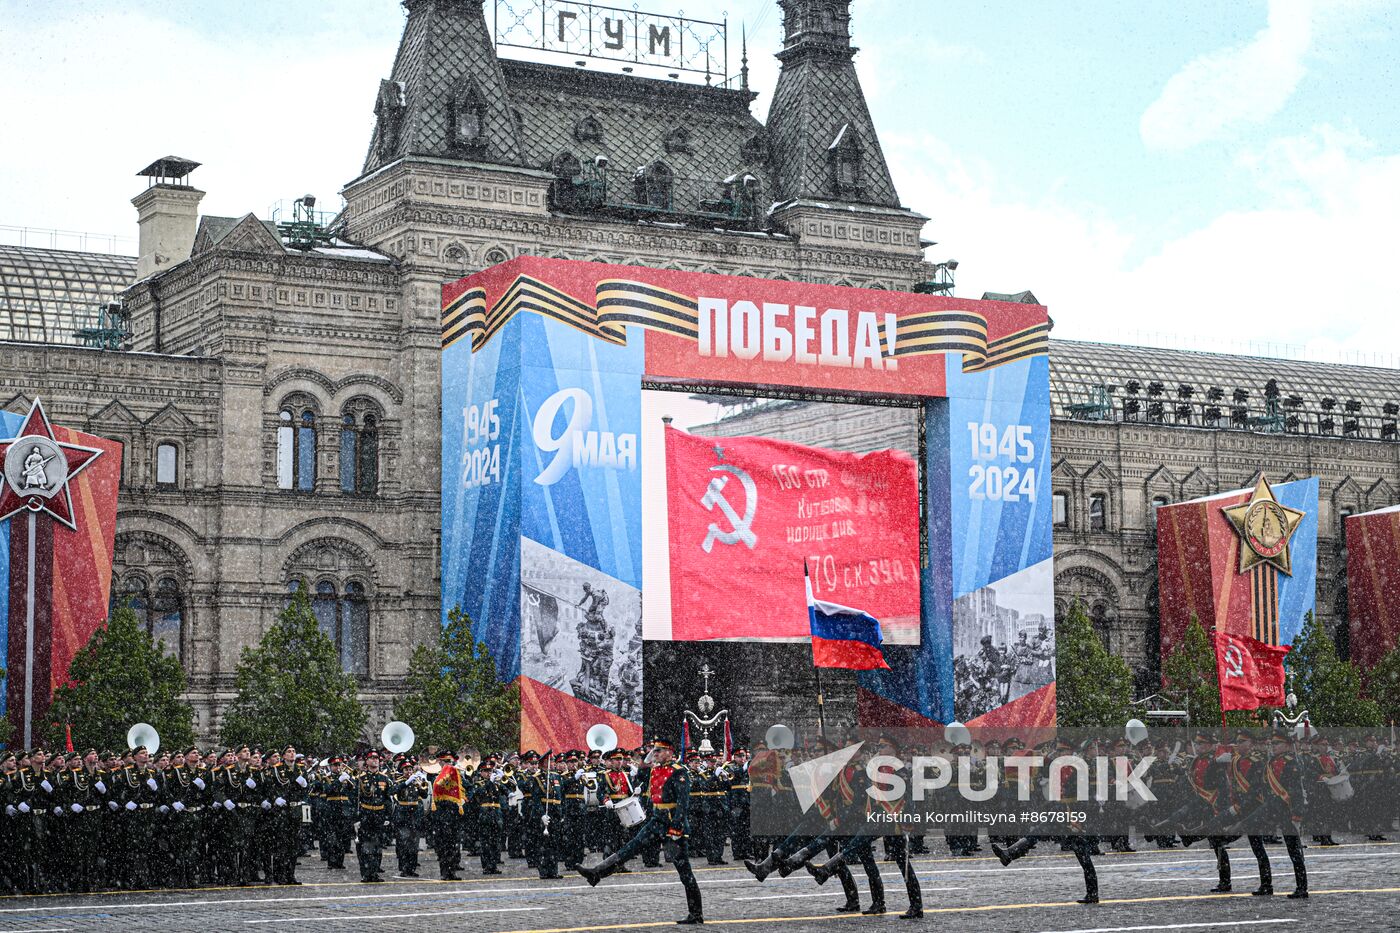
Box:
2;0;1397;364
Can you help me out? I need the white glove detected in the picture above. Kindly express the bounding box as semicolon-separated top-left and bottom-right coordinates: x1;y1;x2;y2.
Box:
193;777;205;790
95;780;107;794
146;778;158;791
53;806;63;816
107;801;119;811
338;772;351;784
275;797;287;807
261;800;271;810
173;801;185;812
41;780;53;793
223;799;235;811
18;802;30;814
244;777;256;789
157;805;169;814
574;768;585;780
3;805;14;816
296;775;307;788
542;814;551;827
70;803;84;814
125;801;137;812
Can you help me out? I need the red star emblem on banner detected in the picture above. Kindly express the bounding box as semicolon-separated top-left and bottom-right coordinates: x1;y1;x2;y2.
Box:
0;398;105;531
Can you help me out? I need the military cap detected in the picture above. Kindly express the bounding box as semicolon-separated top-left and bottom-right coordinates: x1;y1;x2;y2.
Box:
398;758;415;771
235;744;250;754
0;751;15;763
1004;738;1025;751
328;756;345;766
651;737;676;751
604;749;627;761
365;749;381;760
732;746;750;755
522;750;541;762
436;750;456;762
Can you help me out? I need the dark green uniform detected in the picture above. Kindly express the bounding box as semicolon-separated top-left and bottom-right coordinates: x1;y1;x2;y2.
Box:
391;769;428;876
354;764;393;882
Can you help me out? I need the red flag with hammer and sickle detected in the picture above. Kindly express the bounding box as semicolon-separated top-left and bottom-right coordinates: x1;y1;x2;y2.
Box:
663;426;920;643
1213;630;1291;711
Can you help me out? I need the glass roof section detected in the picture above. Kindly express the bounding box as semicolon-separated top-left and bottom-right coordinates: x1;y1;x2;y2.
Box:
0;244;136;346
1051;339;1400;441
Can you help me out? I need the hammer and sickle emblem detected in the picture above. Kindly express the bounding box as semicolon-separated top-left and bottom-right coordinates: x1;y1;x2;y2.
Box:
1223;643;1245;679
700;464;758;553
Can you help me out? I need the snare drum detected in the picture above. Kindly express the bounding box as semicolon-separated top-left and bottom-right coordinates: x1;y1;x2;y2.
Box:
615;795;646;828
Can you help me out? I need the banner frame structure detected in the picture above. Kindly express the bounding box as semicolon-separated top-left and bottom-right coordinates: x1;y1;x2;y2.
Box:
441;256;1056;747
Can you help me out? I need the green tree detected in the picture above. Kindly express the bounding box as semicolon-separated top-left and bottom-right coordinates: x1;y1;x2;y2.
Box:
1288;611;1383;727
393;606;519;754
1365;646;1400;726
1161;615;1224;725
1055;600;1135;727
220;589;367;753
46;606;195;752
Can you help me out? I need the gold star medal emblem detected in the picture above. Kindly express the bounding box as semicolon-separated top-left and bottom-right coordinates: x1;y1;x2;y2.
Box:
1221;476;1305;576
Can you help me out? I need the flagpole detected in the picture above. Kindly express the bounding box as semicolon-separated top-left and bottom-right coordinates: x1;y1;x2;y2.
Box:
1210;627;1227;730
24;511;36;749
815;665;826;736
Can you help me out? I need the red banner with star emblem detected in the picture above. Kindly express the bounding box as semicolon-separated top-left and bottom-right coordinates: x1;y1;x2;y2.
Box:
1213;630;1290;710
1;400;121;744
663;426;921;643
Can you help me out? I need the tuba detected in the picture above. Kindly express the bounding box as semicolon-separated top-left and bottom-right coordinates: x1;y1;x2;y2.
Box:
381;721;415;754
127;722;160;756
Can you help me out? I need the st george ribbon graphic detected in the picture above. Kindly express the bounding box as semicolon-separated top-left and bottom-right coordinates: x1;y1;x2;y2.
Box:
664;426;921;643
0;399;120;747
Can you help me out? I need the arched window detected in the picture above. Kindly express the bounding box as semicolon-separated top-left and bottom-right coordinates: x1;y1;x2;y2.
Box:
156;442;179;487
115;576;149;625
343;582;370;676
1089;493;1108;532
307;579;370;676
277;401;318;491
1148;495;1170;537
151;577;183;662
111;575;181;662
339;401;381;496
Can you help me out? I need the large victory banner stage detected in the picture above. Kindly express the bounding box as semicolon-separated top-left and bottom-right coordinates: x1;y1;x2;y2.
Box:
441;257;1054;747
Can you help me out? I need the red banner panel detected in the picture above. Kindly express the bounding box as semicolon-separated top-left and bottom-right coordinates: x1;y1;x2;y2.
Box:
664;426;920;643
1213;630;1290;710
1346;506;1400;669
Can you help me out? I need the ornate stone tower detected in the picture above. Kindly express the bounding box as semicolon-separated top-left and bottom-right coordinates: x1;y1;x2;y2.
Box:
766;0;901;208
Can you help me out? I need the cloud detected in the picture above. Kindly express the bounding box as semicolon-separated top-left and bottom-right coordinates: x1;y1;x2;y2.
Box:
1140;0;1314;151
888;124;1400;364
0;6;391;240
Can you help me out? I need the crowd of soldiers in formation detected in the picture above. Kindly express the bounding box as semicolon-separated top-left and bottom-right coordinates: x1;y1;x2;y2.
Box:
1;731;1396;924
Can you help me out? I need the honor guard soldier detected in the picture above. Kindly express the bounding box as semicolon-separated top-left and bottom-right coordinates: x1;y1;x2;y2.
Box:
579;737;703;925
471;754;506;874
124;745;166;890
1353;733;1392;840
429;750;468;880
532;752;567;879
600;748;638;869
994;737;1100;905
321;756;356;871
691;749;729;865
56;750;97;892
726;747;754;861
391;757;428;877
1257;731;1309;898
354;750;392;882
0;751;26;894
560;750;588;870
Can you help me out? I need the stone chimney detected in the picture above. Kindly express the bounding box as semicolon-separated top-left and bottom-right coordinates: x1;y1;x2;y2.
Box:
132;156;205;280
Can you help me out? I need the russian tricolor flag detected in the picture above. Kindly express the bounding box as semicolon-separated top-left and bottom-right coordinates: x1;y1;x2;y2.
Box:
806;565;890;671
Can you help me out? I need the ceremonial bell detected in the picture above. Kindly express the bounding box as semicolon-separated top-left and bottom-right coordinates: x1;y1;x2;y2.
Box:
381;720;415;754
127;722;160;755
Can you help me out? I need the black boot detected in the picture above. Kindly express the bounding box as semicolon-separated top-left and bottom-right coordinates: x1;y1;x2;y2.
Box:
805;852;845;887
744;854;777;883
677;883;704;924
862;901;886;915
579;851;624;885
